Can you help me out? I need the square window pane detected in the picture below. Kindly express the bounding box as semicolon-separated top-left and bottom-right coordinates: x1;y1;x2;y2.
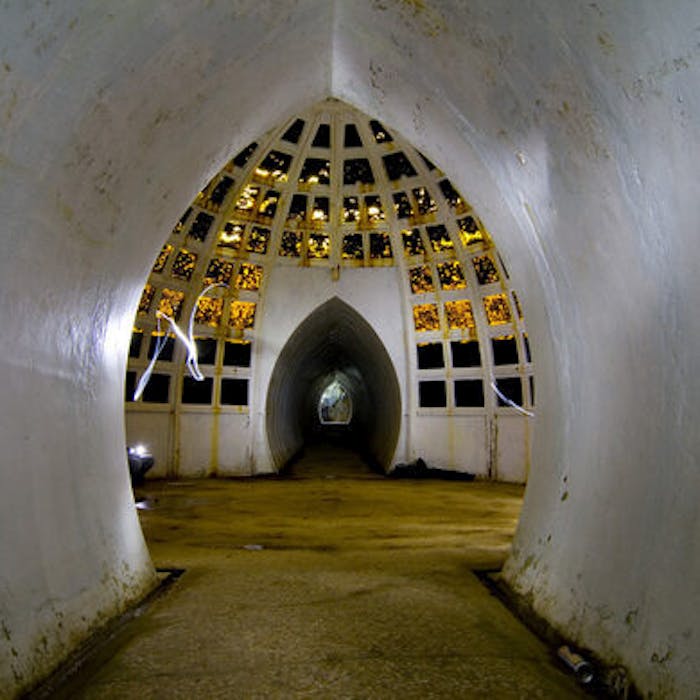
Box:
195;338;217;365
148;334;175;361
223;341;252;367
142;373;170;403
221;378;249;406
125;371;137;401
496;377;522;407
491;336;519;365
419;380;446;407
450;340;481;367
182;376;213;404
417;343;444;369
455;379;484;407
129;331;143;359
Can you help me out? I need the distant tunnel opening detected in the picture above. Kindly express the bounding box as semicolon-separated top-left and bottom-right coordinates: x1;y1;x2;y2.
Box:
266;297;401;471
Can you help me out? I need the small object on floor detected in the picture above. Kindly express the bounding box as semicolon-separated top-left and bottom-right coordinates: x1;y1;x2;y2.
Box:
557;645;594;685
390;458;475;481
242;544;264;551
127;444;155;486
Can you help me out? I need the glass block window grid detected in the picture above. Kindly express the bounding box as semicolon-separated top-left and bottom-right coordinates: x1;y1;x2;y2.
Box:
128;102;532;417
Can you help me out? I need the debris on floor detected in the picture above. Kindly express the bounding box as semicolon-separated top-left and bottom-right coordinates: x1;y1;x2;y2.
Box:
390;457;475;481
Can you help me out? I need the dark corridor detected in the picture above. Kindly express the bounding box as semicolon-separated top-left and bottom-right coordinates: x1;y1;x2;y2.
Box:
266;298;401;472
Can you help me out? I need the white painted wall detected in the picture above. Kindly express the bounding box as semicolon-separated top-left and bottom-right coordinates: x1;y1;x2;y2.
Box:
411;415;488;474
1;1;699;696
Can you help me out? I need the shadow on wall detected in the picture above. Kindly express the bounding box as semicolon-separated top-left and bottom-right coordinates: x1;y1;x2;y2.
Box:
266;297;401;471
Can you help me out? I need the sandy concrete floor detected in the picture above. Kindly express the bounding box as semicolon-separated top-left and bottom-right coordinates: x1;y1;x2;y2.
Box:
54;446;587;698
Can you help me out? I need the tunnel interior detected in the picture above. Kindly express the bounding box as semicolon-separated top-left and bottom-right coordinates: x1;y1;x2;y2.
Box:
266;297;401;471
3;4;699;697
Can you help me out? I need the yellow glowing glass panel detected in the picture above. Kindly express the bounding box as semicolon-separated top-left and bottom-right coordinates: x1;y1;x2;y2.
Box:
365;196;385;224
457;216;485;247
298;158;330;185
445;300;475;330
234;185;259;213
310;197;329;224
246;226;270;254
287;195;307;222
158;289;186;320
369;232;392;259
426;225;453;253
152;244;173;274
342;234;363;260
343;197;360;223
138;284;155;315
258;192;279;218
255;166;286;182
204;258;234;285
307;233;330;259
472;255;500;285
171;249;198;281
413;187;438;215
483;294;512;326
255;150;291;183
393;192;414;219
311;207;328;222
229;301;256;330
236;263;263;291
279;230;302;257
218;222;245;251
401;228;425;256
195;297;224;327
437;261;467;290
409;266;434;294
413;303;440;332
439;179;467;213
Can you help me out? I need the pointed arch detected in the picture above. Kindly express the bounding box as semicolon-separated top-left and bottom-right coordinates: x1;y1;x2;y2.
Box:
266;297;401;470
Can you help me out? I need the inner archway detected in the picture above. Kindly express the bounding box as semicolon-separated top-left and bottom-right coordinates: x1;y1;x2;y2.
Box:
266;297;401;471
125;100;534;481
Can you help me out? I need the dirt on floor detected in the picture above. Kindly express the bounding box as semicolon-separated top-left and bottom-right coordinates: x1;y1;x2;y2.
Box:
49;445;588;699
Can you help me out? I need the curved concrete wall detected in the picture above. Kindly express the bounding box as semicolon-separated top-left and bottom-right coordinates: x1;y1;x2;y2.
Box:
0;2;334;694
1;1;698;696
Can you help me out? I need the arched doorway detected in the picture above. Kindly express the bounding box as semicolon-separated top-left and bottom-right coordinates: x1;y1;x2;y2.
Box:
266;297;402;471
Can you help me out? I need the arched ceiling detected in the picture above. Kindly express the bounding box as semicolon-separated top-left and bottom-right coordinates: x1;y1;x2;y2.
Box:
131;99;517;337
